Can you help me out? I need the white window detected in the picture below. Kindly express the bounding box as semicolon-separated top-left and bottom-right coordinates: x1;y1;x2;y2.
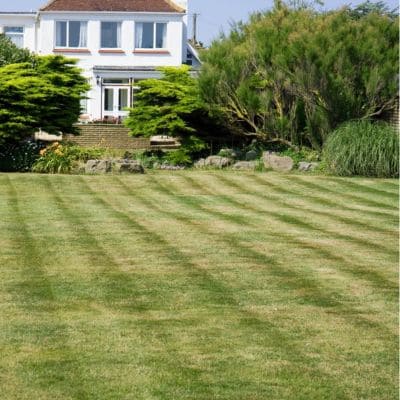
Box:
135;23;167;49
55;21;87;48
101;22;121;48
4;26;24;48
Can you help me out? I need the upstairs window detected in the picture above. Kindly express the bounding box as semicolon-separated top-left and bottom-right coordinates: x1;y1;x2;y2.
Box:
135;23;167;49
101;22;121;48
56;21;87;48
4;26;24;48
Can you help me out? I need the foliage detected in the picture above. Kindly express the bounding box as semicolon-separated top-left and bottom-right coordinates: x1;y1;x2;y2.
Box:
280;147;320;167
0;140;42;172
348;0;398;19
323;120;399;177
165;136;208;166
32;142;105;174
125;65;226;150
0;33;33;67
133;149;165;169
199;3;399;149
0;55;90;145
125;66;202;137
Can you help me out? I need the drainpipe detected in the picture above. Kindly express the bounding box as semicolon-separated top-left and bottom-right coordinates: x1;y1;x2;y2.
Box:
34;11;40;54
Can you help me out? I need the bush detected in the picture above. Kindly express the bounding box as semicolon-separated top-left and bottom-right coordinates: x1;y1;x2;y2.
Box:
323;121;399;178
32;143;105;174
165;136;208;166
280;147;321;168
133;150;165;169
0;140;42;172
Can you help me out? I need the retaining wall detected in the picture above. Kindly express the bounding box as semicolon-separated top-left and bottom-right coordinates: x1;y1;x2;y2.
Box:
63;124;150;150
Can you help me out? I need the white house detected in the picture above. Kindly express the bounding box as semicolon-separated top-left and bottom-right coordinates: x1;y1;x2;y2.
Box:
0;0;200;121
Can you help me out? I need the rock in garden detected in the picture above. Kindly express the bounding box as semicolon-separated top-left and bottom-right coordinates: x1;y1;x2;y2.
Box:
204;156;232;168
160;162;185;170
245;150;258;161
298;162;319;172
85;159;112;174
262;151;293;172
232;161;257;170
194;158;206;168
219;148;239;159
114;159;144;174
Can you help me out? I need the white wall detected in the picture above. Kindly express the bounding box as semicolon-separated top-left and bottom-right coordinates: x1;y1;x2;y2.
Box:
0;14;36;51
38;12;185;68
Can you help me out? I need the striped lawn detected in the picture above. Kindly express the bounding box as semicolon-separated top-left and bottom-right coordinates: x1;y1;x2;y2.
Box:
0;171;398;400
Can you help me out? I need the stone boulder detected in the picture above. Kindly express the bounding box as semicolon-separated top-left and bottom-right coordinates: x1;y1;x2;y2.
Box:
298;162;319;172
262;152;293;172
232;161;257;170
245;150;258;161
204;156;232;168
85;159;112;174
218;148;240;159
194;158;206;168
160;162;185;170
114;159;144;174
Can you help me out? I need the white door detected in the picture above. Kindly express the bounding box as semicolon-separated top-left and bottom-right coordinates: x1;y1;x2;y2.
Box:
103;86;130;118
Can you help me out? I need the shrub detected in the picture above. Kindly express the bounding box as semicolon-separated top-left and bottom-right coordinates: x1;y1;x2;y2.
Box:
0;140;42;172
199;5;398;149
165;135;208;166
280;147;321;167
32;143;105;174
133;150;164;169
323;121;399;178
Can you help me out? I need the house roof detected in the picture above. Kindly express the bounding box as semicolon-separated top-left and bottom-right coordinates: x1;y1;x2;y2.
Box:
40;0;184;13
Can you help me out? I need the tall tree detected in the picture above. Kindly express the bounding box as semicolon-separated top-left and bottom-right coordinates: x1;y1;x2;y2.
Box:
0;55;89;144
199;3;399;149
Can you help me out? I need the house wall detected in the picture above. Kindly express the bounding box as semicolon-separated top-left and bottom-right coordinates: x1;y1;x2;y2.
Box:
0;14;37;51
37;13;185;67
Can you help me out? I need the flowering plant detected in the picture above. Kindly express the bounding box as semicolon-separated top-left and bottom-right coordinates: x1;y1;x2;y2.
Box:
33;142;105;173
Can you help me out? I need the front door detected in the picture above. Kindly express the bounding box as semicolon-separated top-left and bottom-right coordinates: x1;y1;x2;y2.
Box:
103;86;130;118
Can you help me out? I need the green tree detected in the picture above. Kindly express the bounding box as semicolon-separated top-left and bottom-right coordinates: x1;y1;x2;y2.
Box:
125;65;230;163
125;65;205;138
0;55;89;144
0;33;32;67
348;0;398;19
199;3;399;149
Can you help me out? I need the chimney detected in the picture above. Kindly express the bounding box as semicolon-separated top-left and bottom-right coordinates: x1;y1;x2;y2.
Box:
172;0;187;11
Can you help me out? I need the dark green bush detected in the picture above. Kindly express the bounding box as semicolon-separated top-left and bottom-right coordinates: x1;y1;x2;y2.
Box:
323;121;399;178
0;140;42;172
165;136;208;166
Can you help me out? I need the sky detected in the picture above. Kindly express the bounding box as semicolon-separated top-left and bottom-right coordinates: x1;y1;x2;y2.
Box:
1;0;398;45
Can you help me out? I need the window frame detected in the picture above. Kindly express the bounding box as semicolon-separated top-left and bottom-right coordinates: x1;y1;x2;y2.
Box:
135;22;167;50
4;26;24;48
55;20;88;49
100;21;122;49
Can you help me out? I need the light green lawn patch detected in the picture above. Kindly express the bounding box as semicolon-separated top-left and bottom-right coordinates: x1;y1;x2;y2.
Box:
0;171;398;400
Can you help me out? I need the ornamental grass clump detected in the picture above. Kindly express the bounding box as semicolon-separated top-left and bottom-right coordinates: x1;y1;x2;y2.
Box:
323;121;399;178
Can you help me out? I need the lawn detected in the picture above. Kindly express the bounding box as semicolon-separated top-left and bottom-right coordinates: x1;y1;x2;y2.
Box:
0;171;398;400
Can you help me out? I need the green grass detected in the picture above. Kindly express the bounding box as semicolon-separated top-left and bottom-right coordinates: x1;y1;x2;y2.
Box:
0;171;398;400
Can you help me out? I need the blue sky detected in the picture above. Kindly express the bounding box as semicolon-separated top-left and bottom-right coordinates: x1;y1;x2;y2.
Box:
1;0;398;44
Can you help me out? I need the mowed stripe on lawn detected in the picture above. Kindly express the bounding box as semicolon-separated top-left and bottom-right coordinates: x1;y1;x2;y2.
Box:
0;172;397;400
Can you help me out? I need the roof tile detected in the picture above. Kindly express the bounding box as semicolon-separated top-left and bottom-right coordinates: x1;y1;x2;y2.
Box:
40;0;184;13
